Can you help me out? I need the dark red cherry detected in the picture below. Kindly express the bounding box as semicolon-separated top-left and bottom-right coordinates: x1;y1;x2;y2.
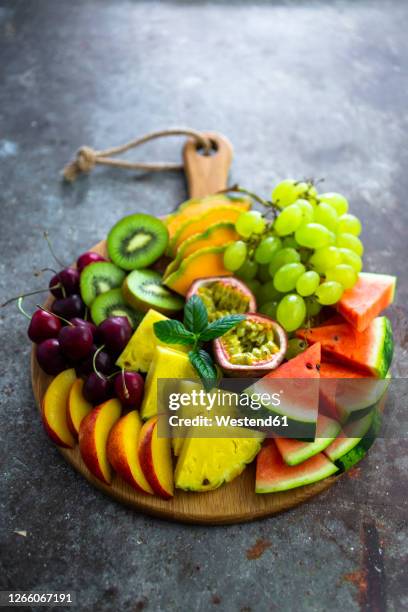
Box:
114;371;144;408
49;268;80;297
36;339;67;375
52;294;85;319
28;309;62;343
98;316;132;356
77;251;107;273
76;346;114;377
82;372;112;404
58;324;93;361
70;317;98;339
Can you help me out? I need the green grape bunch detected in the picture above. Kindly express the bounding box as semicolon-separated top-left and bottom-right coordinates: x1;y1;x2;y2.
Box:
222;180;364;336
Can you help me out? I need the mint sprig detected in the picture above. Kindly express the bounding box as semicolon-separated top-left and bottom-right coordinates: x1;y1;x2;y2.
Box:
153;296;245;389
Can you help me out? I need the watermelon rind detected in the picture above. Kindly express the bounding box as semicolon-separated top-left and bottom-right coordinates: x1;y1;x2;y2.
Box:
276;416;341;466
324;411;374;462
334;409;382;472
375;316;394;379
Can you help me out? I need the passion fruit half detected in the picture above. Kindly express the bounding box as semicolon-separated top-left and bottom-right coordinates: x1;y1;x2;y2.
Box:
214;313;287;377
186;277;256;322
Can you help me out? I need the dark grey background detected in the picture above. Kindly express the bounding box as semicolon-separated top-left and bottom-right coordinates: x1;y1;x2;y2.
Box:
1;1;407;611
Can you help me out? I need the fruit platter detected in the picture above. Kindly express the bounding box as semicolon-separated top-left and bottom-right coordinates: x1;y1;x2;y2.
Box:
16;137;395;523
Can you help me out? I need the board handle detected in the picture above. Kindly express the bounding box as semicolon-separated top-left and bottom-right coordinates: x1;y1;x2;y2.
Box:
183;132;233;199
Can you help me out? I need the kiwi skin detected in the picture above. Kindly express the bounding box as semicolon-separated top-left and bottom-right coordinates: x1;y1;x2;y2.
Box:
123;269;184;316
90;288;143;329
107;213;169;271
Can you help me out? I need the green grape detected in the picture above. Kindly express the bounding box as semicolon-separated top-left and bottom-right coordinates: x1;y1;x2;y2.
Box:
252;211;267;235
236;211;262;238
286;338;308;360
274;204;303;236
272;179;300;208
325;264;357;290
277;294;306;332
314;202;338;231
295;223;332;249
282;236;299;249
336;232;364;256
245;279;261;294
315;281;343;305
269;248;301;276
319;192;349;215
296;270;320;296
256;280;283;306
295;199;315;224
257;263;272;283
309;246;343;274
327;231;336;245
223;240;247;271
236;259;258;281
254;236;282;264
259;300;279;319
305;297;322;317
337;214;361;236
295;182;318;203
274;263;306;292
339;248;362;273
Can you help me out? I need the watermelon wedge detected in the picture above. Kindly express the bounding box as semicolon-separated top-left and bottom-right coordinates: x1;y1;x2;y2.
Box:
256;440;338;493
296;316;393;378
246;344;321;439
275;414;341;466
335;409;382;472
337;272;396;331
324;411;373;462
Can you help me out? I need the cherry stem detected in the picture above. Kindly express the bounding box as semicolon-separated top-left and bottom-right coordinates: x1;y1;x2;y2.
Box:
36;304;72;326
93;345;106;380
43;231;66;268
1;284;62;307
121;368;130;399
17;297;31;321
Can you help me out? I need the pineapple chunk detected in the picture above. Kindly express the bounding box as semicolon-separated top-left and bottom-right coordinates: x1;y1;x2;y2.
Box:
141;346;198;420
175;427;263;492
116;309;190;373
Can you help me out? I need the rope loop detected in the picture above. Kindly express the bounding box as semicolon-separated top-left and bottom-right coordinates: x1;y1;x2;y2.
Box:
63;128;212;182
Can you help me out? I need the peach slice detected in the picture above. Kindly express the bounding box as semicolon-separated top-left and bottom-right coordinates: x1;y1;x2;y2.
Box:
42;368;77;448
107;411;153;495
138;416;174;500
67;378;93;437
79;399;122;485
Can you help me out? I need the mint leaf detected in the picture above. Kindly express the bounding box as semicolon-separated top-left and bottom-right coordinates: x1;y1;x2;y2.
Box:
199;314;245;341
153;320;196;345
189;349;217;391
183;296;208;334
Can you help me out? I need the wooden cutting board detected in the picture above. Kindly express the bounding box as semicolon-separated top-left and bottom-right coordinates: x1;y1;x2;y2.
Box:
31;132;339;524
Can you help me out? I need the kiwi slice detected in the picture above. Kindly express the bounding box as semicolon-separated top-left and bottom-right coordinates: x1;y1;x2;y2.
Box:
80;262;126;306
107;213;169;271
123;269;184;315
91;288;143;328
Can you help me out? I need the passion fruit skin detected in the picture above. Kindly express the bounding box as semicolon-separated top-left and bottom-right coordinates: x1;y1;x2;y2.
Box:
186;277;256;315
214;313;287;377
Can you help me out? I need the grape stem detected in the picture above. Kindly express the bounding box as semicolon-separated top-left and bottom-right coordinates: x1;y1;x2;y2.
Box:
217;184;280;214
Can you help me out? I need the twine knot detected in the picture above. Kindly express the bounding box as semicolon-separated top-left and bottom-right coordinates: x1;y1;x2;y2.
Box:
63;146;98;182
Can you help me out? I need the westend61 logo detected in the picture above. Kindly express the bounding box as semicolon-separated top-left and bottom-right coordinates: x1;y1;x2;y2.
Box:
166;388;288;430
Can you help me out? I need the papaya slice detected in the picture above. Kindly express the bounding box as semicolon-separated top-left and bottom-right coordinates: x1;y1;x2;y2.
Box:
163;222;238;279
165;194;250;240
164;246;233;296
167;205;246;256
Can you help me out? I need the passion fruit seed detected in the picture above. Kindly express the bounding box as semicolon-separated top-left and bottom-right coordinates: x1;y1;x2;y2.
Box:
223;319;279;365
197;282;250;322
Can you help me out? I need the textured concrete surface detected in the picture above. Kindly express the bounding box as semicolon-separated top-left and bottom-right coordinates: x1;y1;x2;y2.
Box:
0;1;407;611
